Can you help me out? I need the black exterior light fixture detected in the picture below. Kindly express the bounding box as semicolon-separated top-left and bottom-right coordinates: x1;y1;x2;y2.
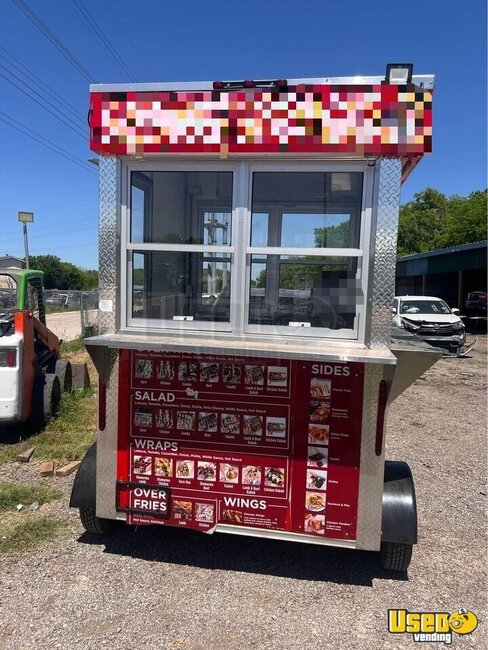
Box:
385;63;413;84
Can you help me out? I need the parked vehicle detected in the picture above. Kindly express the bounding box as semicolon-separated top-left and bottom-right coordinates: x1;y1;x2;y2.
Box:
0;269;72;427
392;295;465;355
465;291;487;318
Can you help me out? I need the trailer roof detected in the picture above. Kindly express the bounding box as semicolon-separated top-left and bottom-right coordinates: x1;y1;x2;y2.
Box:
90;75;435;93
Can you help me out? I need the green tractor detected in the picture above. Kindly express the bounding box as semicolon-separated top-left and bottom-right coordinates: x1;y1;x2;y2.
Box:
0;269;72;427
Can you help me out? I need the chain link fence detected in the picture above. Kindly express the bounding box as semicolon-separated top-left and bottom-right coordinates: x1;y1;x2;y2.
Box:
44;289;99;338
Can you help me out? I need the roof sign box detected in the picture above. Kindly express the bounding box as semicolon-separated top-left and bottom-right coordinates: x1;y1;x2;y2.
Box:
89;81;433;160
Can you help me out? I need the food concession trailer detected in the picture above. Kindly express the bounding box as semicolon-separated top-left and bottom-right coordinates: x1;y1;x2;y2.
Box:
71;66;438;571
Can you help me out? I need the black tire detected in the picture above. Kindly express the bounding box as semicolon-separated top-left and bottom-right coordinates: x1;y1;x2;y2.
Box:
54;359;72;392
79;507;118;535
31;373;61;428
380;541;413;572
43;374;61;421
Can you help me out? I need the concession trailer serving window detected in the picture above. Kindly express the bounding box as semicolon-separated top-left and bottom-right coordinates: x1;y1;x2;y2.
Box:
123;162;372;341
125;167;236;331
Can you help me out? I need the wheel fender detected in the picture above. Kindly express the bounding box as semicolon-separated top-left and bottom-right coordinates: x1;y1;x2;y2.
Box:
69;442;97;509
381;461;417;545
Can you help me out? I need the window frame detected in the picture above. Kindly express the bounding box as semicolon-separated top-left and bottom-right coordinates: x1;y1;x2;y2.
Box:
120;160;374;343
122;161;240;332
242;162;373;341
0;273;18;311
26;277;46;324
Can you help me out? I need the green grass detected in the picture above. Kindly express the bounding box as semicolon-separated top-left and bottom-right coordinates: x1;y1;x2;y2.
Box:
0;482;62;513
0;386;97;464
36;386;97;462
60;337;85;355
0;342;94;555
0;517;65;554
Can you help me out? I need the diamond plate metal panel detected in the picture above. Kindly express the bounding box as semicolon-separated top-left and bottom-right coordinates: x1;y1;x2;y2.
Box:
355;364;385;550
369;158;401;348
98;155;119;335
96;348;119;519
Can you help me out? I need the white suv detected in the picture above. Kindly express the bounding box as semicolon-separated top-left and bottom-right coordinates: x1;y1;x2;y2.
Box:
392;295;465;354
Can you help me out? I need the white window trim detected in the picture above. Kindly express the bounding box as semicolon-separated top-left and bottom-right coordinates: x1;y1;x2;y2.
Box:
121;160;239;332
247;247;363;257
241;161;373;342
127;243;234;253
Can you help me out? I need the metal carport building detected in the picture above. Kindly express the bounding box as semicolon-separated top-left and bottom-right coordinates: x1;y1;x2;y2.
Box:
395;241;487;310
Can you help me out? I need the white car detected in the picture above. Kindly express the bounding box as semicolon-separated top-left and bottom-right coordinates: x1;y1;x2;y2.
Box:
392;295;465;354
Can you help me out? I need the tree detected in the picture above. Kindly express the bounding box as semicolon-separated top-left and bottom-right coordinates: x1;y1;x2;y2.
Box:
29;255;80;289
314;220;350;248
397;187;487;256
81;269;99;289
253;269;266;288
252;221;352;291
397;188;448;256
442;189;487;247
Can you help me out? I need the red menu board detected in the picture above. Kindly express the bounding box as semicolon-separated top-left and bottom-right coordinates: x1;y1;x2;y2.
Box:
116;350;364;540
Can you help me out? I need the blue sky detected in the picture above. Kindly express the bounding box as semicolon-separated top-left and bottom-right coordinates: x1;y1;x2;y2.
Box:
1;0;486;270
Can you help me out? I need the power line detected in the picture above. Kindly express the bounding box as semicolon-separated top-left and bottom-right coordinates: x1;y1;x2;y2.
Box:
11;241;97;254
0;67;86;139
2;218;98;243
1;225;98;245
102;0;153;79
0;60;87;135
7;240;97;251
0;45;86;122
72;0;137;82
25;197;94;212
12;0;97;83
0;112;97;174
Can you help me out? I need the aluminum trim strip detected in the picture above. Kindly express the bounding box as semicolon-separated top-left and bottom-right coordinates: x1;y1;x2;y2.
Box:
126;243;234;253
355;364;385;550
125;318;232;332
215;523;357;548
246;246;363;257
83;333;397;364
368;158;402;348
90;75;434;93
96;349;119;520
98;155;120;335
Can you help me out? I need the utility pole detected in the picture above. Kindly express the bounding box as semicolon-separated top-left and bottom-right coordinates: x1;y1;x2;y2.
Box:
18;212;34;269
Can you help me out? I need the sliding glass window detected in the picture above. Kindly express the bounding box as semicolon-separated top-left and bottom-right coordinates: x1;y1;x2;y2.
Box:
127;170;234;327
247;172;364;336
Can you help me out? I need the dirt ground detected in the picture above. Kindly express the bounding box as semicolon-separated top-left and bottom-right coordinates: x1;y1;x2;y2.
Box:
0;338;486;649
46;310;97;342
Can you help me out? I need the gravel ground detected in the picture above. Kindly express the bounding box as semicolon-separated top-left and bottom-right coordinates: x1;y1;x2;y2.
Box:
0;339;486;649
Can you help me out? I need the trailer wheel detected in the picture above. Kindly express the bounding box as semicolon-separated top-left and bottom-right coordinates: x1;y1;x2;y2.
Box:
380;541;413;572
54;359;72;392
79;507;117;535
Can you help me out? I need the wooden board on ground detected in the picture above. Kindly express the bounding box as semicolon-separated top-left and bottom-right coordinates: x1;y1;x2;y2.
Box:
56;461;81;477
40;461;55;477
16;447;35;462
